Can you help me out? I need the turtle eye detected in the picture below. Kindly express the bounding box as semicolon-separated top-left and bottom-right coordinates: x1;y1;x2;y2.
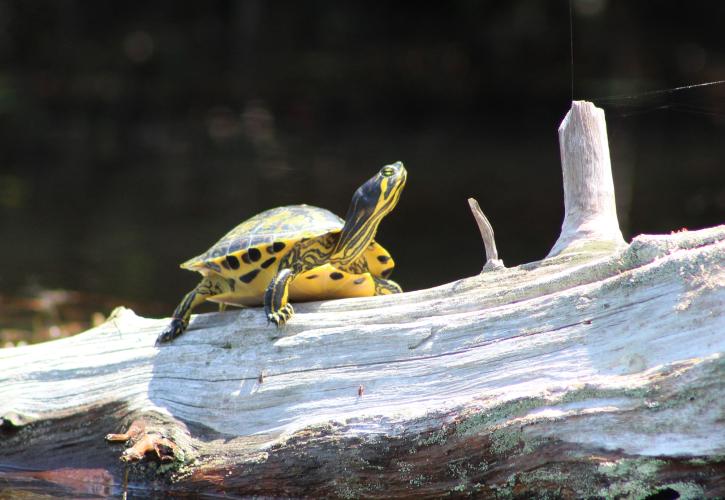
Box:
381;166;395;177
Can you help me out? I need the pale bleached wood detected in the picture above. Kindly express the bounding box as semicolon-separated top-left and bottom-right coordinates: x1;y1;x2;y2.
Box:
2;225;724;496
467;197;504;271
548;100;626;257
1;102;723;498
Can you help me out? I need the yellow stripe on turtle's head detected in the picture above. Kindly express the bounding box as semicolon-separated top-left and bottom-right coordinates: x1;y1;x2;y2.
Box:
332;161;407;265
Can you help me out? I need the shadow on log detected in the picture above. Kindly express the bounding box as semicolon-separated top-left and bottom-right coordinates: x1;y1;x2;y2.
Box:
2;102;724;498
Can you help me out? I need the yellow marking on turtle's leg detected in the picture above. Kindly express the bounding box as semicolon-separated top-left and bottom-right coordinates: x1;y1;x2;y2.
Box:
174;288;208;326
264;268;294;326
264;236;335;326
156;278;215;344
373;277;402;295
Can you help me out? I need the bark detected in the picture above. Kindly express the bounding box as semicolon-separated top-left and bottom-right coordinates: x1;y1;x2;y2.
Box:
1;101;724;498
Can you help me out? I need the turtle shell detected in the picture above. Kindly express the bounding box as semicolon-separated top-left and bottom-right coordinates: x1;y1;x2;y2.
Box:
182;204;343;274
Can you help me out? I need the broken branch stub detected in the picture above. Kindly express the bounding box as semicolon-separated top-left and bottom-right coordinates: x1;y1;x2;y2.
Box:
467;197;503;271
548;100;626;257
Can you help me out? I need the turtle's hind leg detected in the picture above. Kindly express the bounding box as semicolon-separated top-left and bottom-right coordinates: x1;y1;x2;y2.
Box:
156;278;219;344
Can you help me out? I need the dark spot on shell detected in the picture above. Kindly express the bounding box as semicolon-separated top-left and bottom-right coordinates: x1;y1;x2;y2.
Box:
377;255;390;264
248;248;262;262
221;260;230;270
353;277;366;285
267;241;286;253
261;257;276;269
330;272;344;280
226;255;240;270
306;274;318;279
381;268;393;278
241;253;251;264
240;269;260;284
227;278;236;291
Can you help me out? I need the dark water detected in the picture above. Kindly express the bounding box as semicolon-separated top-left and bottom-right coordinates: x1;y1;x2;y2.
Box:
1;1;724;328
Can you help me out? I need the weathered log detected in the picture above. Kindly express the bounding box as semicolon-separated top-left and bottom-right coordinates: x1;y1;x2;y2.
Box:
1;101;723;498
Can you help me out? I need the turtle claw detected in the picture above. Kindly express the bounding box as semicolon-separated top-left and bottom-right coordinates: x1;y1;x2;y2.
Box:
156;318;185;345
267;304;294;327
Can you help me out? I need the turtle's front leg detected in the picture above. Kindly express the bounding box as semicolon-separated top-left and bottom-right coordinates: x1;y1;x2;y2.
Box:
264;268;295;326
156;279;215;344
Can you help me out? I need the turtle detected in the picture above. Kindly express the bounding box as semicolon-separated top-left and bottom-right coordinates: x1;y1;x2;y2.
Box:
156;161;407;344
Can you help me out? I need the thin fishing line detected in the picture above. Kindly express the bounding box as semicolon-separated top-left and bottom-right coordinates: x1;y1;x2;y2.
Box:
615;104;673;118
669;103;725;118
594;79;725;103
610;102;725;119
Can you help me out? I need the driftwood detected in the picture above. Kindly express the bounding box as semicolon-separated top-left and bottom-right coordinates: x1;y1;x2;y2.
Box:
2;101;724;498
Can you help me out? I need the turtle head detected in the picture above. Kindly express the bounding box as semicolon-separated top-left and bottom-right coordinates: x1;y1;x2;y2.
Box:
333;161;407;264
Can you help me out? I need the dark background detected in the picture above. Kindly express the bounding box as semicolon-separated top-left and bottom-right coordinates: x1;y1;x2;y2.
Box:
1;0;724;323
